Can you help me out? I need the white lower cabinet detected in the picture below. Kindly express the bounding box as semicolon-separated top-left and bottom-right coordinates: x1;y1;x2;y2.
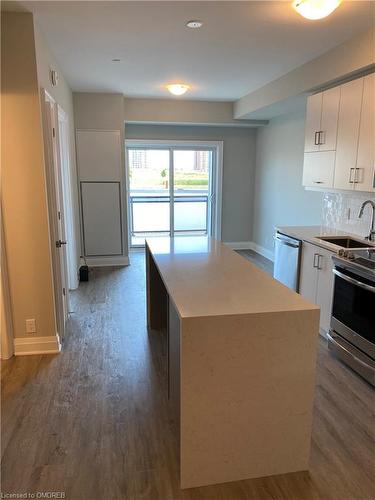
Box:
299;242;334;335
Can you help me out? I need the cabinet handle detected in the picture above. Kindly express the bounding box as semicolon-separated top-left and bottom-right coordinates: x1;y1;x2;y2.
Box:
318;131;324;145
317;254;323;270
313;253;319;268
354;168;362;184
349;168;355;183
313;181;323;184
314;131;319;145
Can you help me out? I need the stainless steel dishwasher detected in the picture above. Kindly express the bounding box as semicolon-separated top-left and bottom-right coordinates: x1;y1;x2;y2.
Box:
273;232;302;292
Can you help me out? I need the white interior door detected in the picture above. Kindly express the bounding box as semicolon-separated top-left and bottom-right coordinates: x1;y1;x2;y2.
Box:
57;107;79;289
41;90;69;339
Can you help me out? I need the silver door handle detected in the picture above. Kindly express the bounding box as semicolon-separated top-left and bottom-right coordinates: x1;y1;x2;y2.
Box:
56;240;67;248
333;268;375;293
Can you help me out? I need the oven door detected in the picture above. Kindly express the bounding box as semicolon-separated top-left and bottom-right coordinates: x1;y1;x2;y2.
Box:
331;265;375;359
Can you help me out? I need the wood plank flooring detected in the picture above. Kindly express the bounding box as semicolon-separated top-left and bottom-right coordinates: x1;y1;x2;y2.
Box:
1;250;374;500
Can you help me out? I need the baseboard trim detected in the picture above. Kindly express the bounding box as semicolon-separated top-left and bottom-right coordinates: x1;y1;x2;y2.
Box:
224;241;253;250
14;334;61;356
248;242;275;262
85;255;129;267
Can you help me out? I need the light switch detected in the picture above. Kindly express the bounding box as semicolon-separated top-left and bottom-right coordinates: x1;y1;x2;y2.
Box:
26;319;36;334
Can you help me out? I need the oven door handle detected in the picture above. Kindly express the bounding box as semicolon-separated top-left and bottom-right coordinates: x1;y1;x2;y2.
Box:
327;332;375;371
333;268;375;293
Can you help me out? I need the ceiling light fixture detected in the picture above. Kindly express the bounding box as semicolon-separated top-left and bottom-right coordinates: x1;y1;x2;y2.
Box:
293;0;342;20
166;83;190;96
186;20;203;29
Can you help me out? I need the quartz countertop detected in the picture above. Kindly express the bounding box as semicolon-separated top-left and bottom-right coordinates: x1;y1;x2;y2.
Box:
276;225;375;253
146;236;318;319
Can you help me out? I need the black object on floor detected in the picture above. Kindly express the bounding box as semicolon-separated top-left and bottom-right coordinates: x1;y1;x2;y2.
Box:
79;265;89;282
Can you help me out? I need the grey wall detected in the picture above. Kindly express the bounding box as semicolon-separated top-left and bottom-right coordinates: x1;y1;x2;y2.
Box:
125;124;256;243
253;110;323;253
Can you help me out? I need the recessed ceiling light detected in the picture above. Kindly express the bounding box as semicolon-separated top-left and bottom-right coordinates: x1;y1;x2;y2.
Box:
292;0;342;20
186;20;203;29
112;58;121;62
166;83;190;96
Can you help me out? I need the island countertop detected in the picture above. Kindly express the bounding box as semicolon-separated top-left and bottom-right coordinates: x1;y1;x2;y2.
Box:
146;236;318;319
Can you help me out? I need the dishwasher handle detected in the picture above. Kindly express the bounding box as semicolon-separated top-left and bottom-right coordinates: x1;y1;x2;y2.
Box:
274;235;300;249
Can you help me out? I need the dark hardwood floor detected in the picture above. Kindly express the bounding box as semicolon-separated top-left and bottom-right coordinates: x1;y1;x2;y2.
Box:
1;250;374;500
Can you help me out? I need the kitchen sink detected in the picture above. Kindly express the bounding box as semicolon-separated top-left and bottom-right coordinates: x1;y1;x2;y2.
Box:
317;236;372;249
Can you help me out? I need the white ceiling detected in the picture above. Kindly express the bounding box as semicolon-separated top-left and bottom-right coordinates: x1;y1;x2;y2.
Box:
12;1;375;100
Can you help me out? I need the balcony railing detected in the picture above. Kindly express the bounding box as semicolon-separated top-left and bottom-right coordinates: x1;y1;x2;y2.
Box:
130;194;208;238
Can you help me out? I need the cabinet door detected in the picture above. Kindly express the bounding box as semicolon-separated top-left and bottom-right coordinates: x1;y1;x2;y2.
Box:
81;182;123;256
315;248;334;335
334;78;364;190
355;73;375;192
320;86;340;151
302;151;335;188
299;242;318;304
304;93;322;153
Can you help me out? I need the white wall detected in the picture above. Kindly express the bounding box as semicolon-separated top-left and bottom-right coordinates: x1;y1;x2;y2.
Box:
125;124;256;243
252;109;323;254
34;25;81;287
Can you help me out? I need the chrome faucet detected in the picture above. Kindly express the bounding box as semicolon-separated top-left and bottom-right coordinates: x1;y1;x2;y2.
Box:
358;199;375;242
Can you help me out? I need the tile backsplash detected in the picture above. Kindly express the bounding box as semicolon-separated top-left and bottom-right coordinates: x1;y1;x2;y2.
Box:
322;192;375;238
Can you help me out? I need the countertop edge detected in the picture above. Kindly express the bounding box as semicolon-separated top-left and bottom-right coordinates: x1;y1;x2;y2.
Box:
276;225;375;253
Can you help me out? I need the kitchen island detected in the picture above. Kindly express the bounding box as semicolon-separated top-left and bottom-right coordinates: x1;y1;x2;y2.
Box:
146;236;319;489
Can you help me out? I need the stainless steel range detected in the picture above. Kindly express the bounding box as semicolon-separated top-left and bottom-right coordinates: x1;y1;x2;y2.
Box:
329;248;375;386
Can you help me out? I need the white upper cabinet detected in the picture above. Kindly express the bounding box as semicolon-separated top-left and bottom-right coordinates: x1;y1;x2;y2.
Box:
303;87;340;188
302;151;335;188
320;87;340;151
334;78;364;190
304;87;340;153
304;93;322;152
303;73;375;193
356;73;375;192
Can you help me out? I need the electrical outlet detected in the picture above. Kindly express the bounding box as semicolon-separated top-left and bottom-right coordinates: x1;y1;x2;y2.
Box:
26;319;36;334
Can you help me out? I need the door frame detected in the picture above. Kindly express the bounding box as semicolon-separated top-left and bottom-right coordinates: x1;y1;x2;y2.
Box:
41;89;69;340
125;139;223;249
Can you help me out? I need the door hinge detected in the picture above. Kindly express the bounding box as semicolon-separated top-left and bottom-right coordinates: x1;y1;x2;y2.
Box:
62;287;66;296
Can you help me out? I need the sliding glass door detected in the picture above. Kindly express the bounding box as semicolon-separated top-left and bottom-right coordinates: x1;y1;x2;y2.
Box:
126;143;219;247
127;149;170;245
